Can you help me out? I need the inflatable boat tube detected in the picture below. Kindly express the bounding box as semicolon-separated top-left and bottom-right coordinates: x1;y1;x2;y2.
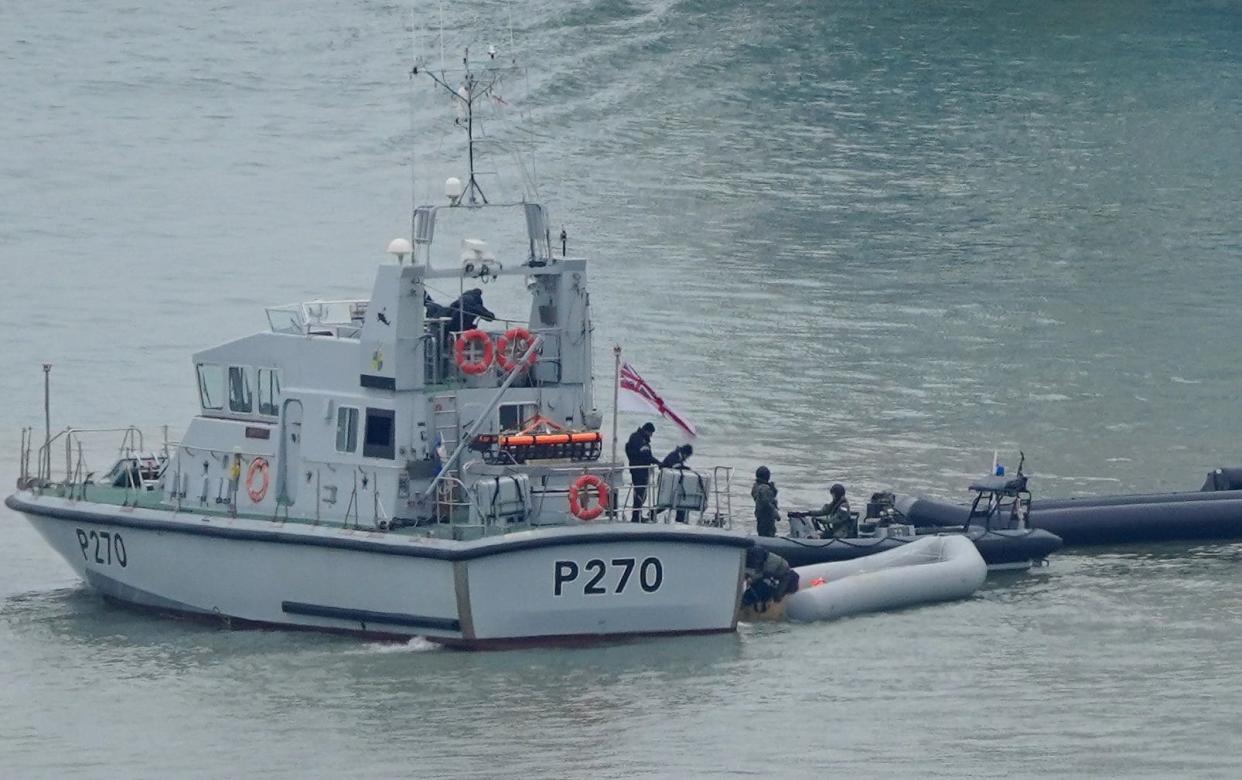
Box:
752;525;1060;571
1029;499;1242;545
897;471;1242;547
783;535;986;623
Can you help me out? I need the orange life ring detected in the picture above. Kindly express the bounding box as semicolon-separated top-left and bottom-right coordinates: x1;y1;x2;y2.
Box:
495;327;538;372
246;457;270;503
453;329;494;375
568;474;609;521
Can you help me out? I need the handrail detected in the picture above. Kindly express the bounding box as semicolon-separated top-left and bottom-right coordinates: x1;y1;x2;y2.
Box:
431;474;489;526
31;426;148;486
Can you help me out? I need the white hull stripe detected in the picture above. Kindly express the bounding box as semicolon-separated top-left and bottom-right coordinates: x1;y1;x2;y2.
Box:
281;601;461;632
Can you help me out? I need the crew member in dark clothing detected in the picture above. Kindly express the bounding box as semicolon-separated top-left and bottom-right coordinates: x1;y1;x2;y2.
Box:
660;444;693;470
424;293;453;321
625;422;658;523
447;288;496;333
751;465;780;537
426;289;496;378
659;444;694;523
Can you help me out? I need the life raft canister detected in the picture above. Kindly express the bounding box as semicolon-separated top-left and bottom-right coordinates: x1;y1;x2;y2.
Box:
568;474;609;521
246;457;270;503
495;326;538;372
454;329;494;375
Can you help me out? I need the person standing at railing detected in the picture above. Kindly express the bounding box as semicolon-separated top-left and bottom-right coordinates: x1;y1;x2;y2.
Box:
448;288;496;333
426;290;496;378
626;422;659;522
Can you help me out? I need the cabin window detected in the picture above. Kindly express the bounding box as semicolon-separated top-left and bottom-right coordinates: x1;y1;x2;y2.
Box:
228;366;253;414
499;402;539;431
363;408;396;460
336;406;359;453
257;368;280;417
197;364;225;410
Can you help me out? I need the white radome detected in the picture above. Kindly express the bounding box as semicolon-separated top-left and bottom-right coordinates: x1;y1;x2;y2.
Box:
386;237;413;257
445;176;465;202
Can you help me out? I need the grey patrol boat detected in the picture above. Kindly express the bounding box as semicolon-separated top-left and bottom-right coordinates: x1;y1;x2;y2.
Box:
7;41;749;649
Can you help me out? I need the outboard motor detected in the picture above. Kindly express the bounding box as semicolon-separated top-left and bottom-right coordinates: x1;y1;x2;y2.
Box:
866;491;898;521
1200;467;1242;492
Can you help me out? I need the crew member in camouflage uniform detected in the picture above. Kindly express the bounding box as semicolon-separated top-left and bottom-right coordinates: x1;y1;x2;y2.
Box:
808;483;853;538
742;545;799;609
751;466;780;537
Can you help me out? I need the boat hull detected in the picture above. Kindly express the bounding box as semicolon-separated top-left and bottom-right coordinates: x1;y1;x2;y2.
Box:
6;492;748;648
752;525;1060;571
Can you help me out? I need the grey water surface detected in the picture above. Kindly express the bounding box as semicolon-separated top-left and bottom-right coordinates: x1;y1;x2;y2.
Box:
3;0;1242;777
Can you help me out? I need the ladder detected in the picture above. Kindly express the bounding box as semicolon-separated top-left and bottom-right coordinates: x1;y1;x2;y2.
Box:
431;394;461;457
430;394;465;521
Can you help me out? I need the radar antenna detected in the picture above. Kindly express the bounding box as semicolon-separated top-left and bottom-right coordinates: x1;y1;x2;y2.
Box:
412;45;513;207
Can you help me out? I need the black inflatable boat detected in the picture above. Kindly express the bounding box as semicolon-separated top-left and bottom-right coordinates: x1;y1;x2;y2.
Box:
754;472;1062;571
896;467;1242;546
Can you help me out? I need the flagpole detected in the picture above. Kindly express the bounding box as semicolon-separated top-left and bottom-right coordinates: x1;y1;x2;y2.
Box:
611;345;621;468
609;345;622;522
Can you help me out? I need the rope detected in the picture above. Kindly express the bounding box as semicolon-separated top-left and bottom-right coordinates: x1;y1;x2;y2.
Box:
768;533;913;551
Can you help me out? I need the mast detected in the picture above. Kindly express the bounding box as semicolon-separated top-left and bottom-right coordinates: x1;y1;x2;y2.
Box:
42;363;51;482
412;45;513;209
464;65;485;205
408;6;419;244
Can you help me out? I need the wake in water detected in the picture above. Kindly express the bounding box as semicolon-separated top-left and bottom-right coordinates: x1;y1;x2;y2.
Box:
350;636;442;654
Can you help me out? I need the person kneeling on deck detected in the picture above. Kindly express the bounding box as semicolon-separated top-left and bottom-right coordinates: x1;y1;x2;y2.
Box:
806;483;854;538
751;466;780;537
742;545;799;611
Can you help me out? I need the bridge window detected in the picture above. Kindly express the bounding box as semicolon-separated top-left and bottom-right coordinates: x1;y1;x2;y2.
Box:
197;364;225;410
363;408;396;460
336;406;359;453
228;366;253;414
499;402;539;431
257;368;280;417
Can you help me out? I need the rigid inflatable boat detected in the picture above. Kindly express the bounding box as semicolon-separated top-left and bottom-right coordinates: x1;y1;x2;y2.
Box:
754;472;1061;571
897;467;1242;546
781;535;987;623
756;525;1058;571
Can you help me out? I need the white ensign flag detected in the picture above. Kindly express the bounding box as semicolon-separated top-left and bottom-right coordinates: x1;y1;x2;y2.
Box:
618;362;698;439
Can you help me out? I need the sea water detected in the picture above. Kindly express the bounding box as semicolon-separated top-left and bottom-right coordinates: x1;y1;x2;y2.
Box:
3;1;1242;776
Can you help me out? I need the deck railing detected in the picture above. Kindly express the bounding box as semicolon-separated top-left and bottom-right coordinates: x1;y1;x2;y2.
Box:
14;424;737;534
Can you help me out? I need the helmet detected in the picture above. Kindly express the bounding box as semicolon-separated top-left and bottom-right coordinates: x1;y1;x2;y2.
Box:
830;483;846;498
745;545;767;569
641;422;655;434
755;466;771;482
